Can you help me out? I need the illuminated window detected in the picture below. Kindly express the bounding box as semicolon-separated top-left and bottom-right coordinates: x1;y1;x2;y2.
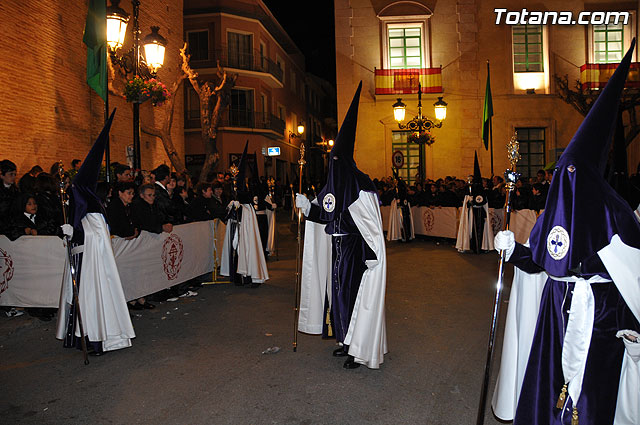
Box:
593;23;624;63
388;26;422;69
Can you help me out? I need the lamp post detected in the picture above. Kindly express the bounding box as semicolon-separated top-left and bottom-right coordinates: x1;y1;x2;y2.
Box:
289;122;306;140
106;0;167;172
392;83;447;182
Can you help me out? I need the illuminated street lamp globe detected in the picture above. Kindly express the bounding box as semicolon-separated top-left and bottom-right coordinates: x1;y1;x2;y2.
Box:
392;98;407;123
297;123;305;135
143;26;167;73
434;96;448;121
106;0;130;50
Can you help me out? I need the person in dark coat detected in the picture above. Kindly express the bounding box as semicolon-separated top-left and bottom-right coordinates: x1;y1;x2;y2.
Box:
106;182;138;239
0;159;19;235
7;193;59;241
528;182;547;212
152;165;177;225
130;184;172;234
34;173;64;227
187;182;213;222
210;182;227;221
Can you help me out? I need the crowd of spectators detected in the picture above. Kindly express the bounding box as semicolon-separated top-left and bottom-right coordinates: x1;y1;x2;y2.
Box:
375;166;640;212
0;159;290;319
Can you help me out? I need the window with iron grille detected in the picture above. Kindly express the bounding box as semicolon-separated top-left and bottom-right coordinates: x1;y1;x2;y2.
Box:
187;30;209;61
513;25;543;72
515;127;546;179
593;23;624;63
229;89;254;128
388;26;423;69
228;32;253;70
392;131;421;184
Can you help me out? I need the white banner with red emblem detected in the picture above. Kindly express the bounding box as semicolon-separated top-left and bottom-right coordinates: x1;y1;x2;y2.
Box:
381;205;540;243
0;221;216;308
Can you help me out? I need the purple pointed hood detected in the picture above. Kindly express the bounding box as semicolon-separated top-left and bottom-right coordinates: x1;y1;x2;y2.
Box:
529;39;640;277
314;81;376;221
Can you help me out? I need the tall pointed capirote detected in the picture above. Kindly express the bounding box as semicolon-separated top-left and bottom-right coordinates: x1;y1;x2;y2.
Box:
528;38;640;277
70;109;116;231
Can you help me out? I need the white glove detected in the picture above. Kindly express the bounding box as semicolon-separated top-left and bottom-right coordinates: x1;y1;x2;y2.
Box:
227;200;235;209
61;224;74;238
295;193;311;216
233;200;240;209
494;230;515;261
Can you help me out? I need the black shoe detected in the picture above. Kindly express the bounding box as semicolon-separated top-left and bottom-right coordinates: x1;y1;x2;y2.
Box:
333;347;348;357
250;282;260;288
141;302;155;309
129;302;144;310
88;350;105;357
343;356;361;369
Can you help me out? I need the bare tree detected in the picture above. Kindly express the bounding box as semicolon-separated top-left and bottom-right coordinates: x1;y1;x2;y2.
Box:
554;74;640;146
108;50;187;173
180;46;238;183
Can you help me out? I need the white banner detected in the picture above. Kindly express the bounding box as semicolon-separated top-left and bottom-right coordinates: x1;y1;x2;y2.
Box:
0;220;217;308
381;205;539;244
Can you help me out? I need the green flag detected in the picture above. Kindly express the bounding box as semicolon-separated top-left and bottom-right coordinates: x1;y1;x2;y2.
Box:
83;0;107;101
482;62;493;150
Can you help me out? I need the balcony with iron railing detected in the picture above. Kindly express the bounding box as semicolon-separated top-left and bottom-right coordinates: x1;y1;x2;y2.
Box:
201;47;284;88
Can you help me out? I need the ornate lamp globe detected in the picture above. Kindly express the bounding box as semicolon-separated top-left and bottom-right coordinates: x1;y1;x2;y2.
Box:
143;26;167;73
106;0;130;50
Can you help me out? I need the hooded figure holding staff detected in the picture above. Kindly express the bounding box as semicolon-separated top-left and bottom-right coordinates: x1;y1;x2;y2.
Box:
493;40;640;425
296;82;387;369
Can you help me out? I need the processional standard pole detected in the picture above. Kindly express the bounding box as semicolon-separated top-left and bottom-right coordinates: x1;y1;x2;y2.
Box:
57;161;90;365
476;134;520;424
293;143;306;352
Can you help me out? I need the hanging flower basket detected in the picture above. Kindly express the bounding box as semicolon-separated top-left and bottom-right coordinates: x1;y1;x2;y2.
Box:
408;130;435;146
124;76;170;106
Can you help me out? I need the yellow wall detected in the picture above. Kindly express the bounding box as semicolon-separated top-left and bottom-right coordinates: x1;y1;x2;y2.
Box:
334;0;640;181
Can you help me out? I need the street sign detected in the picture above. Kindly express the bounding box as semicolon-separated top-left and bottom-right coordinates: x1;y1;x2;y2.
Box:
392;150;404;168
267;147;281;156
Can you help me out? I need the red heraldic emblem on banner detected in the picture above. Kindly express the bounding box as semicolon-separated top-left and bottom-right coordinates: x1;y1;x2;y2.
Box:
0;247;14;294
162;234;184;280
423;208;435;232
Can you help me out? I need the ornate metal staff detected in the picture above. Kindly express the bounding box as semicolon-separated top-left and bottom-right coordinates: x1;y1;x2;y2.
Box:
293;143;306;352
57;161;90;365
476;134;520;425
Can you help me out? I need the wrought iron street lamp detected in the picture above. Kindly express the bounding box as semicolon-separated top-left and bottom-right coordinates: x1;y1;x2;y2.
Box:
393;83;447;182
106;0;167;171
289;122;305;139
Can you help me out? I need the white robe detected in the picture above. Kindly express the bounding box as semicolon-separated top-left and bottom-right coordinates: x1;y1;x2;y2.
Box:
386;198;415;241
298;219;332;335
236;204;269;283
219;215;237;278
492;234;640;423
298;191;387;369
56;213;135;352
455;195;494;252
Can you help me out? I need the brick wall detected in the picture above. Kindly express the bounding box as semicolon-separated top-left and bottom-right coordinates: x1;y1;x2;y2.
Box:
0;0;184;176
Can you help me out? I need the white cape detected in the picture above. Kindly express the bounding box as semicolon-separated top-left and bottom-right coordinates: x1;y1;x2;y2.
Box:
55;213;135;352
236;204;269;283
455;195;494;252
386;198;415;241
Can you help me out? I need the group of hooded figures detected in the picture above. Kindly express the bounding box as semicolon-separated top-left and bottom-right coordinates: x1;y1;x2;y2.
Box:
52;40;639;424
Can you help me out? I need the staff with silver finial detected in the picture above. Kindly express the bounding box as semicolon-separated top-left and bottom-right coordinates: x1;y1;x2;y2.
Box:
57;161;90;365
476;133;521;424
293;143;306;352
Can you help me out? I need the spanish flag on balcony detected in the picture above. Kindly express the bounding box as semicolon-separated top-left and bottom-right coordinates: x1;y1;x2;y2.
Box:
375;68;442;95
580;62;640;90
